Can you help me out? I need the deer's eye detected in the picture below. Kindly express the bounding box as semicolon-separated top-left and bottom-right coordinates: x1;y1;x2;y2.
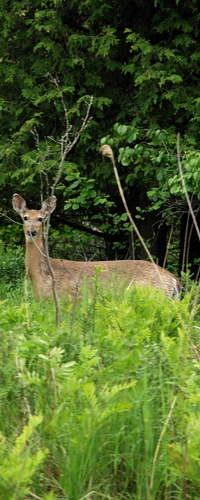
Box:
37;216;43;222
23;215;28;221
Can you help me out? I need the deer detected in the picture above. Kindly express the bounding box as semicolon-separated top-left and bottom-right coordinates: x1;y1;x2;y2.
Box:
12;193;181;300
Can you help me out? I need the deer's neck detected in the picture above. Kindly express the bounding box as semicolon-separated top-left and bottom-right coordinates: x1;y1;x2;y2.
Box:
25;240;48;299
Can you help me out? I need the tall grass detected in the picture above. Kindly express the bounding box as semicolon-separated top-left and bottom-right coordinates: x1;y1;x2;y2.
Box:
0;278;200;499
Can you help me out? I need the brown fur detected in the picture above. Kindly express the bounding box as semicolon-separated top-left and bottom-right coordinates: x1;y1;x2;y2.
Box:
12;194;181;300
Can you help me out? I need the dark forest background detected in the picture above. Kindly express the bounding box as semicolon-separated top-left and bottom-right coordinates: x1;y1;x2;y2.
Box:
1;0;200;281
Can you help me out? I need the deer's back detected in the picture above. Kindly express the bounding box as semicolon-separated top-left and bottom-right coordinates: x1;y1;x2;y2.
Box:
40;258;180;299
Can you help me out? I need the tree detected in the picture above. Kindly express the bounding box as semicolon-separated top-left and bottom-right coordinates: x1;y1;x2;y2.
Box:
1;0;200;276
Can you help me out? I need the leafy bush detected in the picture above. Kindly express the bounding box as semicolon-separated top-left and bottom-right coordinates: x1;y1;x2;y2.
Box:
0;242;24;298
0;415;49;500
0;282;200;499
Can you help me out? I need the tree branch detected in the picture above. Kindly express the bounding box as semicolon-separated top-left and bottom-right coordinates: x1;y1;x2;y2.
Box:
41;77;93;325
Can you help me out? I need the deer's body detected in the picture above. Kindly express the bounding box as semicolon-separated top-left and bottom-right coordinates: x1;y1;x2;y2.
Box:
12;194;181;300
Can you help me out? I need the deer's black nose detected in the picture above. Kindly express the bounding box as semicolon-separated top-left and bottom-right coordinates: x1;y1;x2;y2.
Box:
27;228;37;237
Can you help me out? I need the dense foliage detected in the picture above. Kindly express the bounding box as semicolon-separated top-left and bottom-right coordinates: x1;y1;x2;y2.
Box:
1;277;200;499
0;0;200;278
0;0;200;500
1;2;200;496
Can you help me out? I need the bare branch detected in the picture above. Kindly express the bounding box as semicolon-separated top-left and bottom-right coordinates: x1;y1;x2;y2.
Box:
100;144;158;265
50;94;93;193
41;77;93;325
43;216;62;326
0;212;23;225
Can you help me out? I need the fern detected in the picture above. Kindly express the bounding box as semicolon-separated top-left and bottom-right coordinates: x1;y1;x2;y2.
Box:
0;415;48;499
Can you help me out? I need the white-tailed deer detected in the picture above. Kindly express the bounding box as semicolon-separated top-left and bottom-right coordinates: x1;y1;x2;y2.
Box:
12;193;181;300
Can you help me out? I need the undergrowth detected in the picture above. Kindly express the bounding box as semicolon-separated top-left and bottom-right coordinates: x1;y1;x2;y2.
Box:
0;279;200;499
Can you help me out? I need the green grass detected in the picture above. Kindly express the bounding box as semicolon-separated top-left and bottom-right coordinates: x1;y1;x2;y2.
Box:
0;278;200;499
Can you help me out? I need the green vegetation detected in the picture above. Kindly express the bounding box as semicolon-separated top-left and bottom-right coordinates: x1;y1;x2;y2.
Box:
0;0;200;500
1;1;200;495
1;272;200;499
0;242;24;297
1;0;200;275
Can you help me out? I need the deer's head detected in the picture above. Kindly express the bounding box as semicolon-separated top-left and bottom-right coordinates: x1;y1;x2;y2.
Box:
12;194;56;243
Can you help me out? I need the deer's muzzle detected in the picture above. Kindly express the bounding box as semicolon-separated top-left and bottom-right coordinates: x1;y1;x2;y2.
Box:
27;228;37;237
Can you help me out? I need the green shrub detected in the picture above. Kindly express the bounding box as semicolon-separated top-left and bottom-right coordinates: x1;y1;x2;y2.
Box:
0;415;50;500
0;242;24;298
0;282;200;499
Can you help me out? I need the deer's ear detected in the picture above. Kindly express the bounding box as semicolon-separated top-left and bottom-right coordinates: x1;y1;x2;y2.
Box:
41;196;57;215
12;194;27;215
